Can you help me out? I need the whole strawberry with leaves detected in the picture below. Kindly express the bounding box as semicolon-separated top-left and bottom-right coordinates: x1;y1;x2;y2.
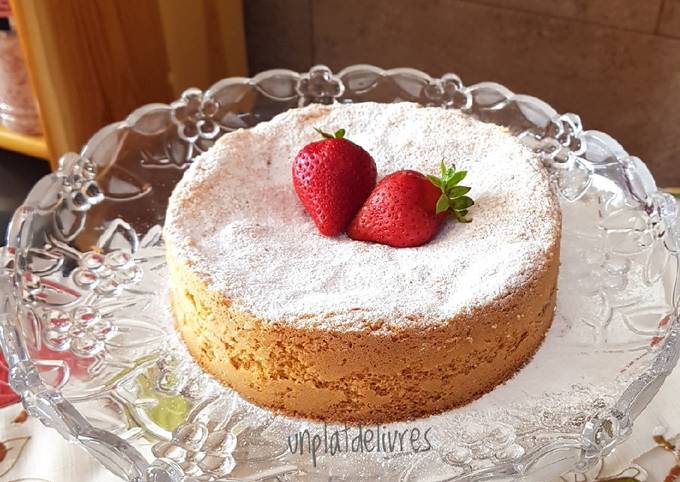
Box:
293;128;377;236
348;161;474;247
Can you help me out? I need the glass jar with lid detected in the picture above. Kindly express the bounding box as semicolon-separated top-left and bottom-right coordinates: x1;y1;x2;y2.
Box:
0;16;42;135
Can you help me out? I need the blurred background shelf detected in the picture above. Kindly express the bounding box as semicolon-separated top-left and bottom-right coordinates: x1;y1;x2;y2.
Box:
0;126;48;160
7;0;246;170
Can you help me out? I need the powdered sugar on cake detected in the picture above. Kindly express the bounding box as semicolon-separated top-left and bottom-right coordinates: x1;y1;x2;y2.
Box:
164;102;560;331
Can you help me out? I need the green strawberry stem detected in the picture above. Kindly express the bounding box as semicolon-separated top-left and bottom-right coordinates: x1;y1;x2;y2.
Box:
427;160;474;223
314;127;346;139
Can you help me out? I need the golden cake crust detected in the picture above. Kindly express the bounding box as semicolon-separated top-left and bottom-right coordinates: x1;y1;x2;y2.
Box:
164;102;561;423
169;240;558;423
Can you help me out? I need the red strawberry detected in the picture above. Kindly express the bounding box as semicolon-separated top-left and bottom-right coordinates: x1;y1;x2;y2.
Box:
347;161;473;248
293;128;377;236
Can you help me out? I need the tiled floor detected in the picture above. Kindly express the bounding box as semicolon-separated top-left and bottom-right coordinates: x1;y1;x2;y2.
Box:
0;150;50;242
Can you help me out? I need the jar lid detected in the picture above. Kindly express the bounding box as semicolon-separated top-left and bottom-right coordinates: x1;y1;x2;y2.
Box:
0;0;11;30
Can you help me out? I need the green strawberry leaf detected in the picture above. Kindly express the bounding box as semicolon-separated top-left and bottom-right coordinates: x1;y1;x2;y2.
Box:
314;127;348;139
453;210;473;223
436;194;450;213
453;196;474;209
447;185;471;197
314;127;333;139
450;170;467;185
427;161;475;223
427;175;442;188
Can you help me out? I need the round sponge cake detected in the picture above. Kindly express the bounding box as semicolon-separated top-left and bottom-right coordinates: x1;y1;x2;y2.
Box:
164;102;561;423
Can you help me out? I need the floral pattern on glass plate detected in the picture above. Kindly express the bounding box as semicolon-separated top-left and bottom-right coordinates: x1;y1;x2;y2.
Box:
0;65;679;482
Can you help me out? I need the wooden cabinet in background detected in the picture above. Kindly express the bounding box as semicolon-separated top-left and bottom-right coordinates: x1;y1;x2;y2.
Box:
7;0;247;170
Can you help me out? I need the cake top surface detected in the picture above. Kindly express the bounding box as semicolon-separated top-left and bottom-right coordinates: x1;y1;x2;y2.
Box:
165;102;560;332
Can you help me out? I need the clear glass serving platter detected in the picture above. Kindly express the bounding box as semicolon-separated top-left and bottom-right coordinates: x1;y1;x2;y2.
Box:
1;65;679;482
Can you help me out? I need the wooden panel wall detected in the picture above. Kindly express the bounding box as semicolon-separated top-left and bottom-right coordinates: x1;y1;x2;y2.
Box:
157;0;247;97
245;0;680;186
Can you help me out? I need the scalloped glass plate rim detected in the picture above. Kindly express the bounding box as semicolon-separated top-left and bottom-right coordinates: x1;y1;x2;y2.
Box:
0;64;678;482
